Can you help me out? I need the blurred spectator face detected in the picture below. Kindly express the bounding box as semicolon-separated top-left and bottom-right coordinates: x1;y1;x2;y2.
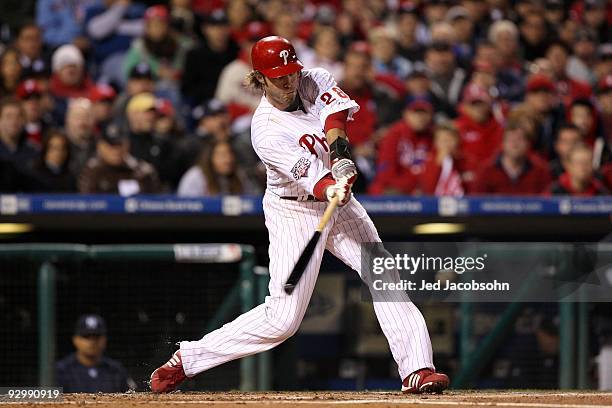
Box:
472;70;495;89
45;132;70;168
1;49;22;85
199;112;230;140
404;107;432;132
559;19;578;48
314;28;340;61
566;146;593;184
343;51;371;89
22;95;41;123
546;44;568;77
462;0;489;21
596;51;612;78
73;335;107;361
146;16;169;42
211;142;235;176
434;127;459;156
371;35;397;64
544;2;564;25
171;0;191;8
425;45;454;76
343;0;365;18
463;100;491;123
598;90;612;115
494;26;518;59
425;3;450;24
451;16;474;43
569;104;593;136
154;99;176;135
98;139;129;167
155;116;174;135
502;127;529;160
520;13;546;45
227;0;252;28
397;13;418;39
368;0;388;19
526;89;553;113
16;24;43;59
273;13;297;39
515;0;538;17
573;37;596;61
204;22;230;49
584;3;606;28
66;99;94;145
93;101;113;125
127;78;154;96
430;22;455;45
58;64;83;87
475;42;499;70
128;108;156;133
406;74;430;96
554;127;582;162
262;0;283;21
0;103;24;142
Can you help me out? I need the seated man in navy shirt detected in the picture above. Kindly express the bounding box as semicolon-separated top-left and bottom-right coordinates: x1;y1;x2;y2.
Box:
55;314;133;393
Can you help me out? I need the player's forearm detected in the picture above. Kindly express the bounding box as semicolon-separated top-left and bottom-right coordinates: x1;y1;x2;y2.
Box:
324;110;352;163
324;110;349;144
325;128;347;146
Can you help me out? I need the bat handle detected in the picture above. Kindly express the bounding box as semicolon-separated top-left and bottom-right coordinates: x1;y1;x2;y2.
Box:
284;283;296;295
316;195;339;232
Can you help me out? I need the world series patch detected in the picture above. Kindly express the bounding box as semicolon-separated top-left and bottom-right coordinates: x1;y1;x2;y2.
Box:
291;158;311;180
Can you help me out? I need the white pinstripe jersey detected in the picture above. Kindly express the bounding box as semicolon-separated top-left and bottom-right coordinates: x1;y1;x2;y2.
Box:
251;68;359;198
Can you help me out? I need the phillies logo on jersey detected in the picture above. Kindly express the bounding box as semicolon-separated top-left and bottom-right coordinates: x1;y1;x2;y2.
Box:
299;134;329;158
279;50;290;65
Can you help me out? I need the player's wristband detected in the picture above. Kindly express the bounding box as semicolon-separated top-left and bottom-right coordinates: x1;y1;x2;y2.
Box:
313;174;336;201
330;137;352;162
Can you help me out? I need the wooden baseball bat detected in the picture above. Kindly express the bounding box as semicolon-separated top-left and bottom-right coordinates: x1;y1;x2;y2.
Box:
283;195;340;295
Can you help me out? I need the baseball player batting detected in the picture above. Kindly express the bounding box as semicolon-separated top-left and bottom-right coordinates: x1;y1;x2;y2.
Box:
150;36;449;394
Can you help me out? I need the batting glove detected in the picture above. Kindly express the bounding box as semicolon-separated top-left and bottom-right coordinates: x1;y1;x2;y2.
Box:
331;158;358;185
326;176;353;207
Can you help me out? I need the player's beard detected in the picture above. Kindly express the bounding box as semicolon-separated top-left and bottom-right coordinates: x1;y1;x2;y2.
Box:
263;72;300;110
267;89;298;110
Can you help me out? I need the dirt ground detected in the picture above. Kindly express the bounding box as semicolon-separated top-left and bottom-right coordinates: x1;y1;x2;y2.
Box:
7;391;612;408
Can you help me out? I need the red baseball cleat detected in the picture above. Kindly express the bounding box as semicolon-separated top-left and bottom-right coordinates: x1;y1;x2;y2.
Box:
402;368;449;394
150;350;187;393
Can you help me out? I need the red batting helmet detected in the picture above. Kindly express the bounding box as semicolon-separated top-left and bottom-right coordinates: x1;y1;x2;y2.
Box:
251;36;303;78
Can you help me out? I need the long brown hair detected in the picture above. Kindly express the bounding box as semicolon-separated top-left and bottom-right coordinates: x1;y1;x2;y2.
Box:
40;128;71;171
197;140;243;194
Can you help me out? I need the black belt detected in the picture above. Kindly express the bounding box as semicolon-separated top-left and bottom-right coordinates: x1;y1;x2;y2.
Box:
280;195;320;202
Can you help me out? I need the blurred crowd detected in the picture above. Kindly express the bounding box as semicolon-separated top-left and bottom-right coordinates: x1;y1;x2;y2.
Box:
0;0;610;197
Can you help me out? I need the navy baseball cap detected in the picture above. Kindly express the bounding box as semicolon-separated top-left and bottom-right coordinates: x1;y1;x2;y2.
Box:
100;124;128;146
75;314;107;336
192;99;227;121
129;62;154;80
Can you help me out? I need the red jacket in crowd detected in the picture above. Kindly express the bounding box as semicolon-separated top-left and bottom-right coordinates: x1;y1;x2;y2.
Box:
556;77;592;108
344;87;378;146
601;163;612;190
369;120;433;195
550;172;610;196
472;154;552;195
453;110;503;171
418;155;468;196
50;74;96;100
